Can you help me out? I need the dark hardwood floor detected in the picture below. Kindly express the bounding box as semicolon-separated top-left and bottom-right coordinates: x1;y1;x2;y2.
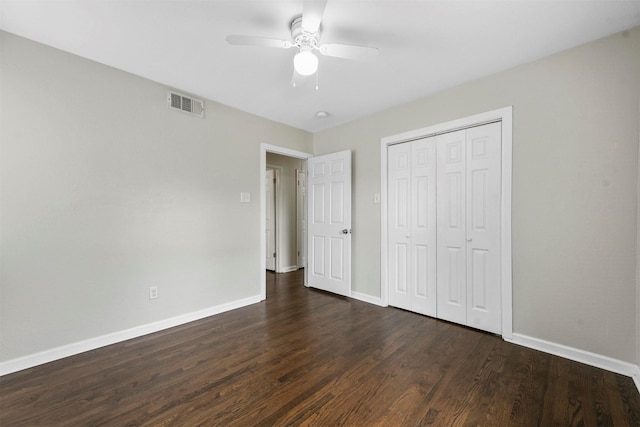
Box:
2;270;639;426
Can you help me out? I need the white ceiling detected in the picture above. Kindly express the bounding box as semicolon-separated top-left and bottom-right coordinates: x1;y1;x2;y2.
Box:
1;0;639;132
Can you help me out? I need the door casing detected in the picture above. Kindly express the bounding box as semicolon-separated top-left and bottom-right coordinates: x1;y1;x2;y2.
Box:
265;167;277;271
296;169;307;269
380;107;513;340
260;144;313;300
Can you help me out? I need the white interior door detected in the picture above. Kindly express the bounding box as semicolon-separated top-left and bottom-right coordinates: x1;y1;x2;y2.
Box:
388;138;437;316
265;168;276;271
297;169;307;268
307;150;352;296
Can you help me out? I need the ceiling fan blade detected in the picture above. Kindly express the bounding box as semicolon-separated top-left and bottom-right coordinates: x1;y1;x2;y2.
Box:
226;35;293;49
302;0;328;33
318;43;379;61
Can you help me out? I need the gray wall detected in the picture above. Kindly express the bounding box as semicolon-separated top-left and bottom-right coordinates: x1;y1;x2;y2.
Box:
313;27;640;363
2;26;639;368
0;32;312;362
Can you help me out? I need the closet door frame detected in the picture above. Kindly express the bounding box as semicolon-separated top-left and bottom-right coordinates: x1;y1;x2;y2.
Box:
380;106;513;340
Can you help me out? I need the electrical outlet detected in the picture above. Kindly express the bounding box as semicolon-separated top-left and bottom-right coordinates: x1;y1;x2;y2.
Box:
149;286;158;300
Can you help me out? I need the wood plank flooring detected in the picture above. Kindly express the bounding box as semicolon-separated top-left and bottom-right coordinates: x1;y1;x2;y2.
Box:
2;269;640;426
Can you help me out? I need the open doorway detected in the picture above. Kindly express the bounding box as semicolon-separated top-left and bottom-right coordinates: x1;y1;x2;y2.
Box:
266;155;302;274
260;144;313;300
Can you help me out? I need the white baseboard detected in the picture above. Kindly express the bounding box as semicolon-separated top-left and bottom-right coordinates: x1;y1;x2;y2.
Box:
0;295;262;376
280;265;299;273
632;365;640;394
351;291;386;307
508;333;640;394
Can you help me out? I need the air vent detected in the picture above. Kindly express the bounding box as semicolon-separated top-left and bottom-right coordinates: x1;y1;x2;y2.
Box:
167;90;204;118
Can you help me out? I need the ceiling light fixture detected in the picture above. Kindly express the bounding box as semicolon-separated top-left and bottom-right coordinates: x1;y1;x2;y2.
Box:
315;111;329;119
293;48;318;76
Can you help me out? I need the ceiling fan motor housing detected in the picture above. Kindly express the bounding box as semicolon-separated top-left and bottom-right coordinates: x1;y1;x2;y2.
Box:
291;16;320;50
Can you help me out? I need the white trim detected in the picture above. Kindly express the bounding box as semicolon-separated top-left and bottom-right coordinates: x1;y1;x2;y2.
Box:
380;106;513;339
500;108;513;340
0;295;262;376
509;333;640;385
260;143;313;300
633;366;640;394
380;138;389;306
266;164;283;272
351;291;386;307
281;265;299;273
636;101;640;389
636;96;640;393
296;169;307;269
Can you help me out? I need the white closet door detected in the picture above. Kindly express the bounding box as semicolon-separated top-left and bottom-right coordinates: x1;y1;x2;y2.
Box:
388;138;436;316
388;122;502;334
436;130;467;325
410;138;437;316
465;122;502;334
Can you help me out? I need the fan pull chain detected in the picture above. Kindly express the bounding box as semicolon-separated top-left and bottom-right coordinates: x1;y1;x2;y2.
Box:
315;69;319;90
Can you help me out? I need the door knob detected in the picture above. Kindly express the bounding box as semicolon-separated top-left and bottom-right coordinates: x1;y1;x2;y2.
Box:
341;229;351;234
466;237;472;242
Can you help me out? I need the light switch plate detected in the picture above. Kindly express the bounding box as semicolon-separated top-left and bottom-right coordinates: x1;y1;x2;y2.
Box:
374;193;381;204
240;192;251;203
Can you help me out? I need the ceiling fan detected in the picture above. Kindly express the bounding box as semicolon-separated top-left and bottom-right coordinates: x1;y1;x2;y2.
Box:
225;0;378;87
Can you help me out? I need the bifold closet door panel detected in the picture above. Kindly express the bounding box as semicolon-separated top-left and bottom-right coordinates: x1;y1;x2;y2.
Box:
410;138;437;316
465;122;502;334
388;143;412;311
436;130;467;326
388;138;437;316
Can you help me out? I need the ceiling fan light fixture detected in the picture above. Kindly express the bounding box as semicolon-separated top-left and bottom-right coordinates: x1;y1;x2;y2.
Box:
294;50;318;76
